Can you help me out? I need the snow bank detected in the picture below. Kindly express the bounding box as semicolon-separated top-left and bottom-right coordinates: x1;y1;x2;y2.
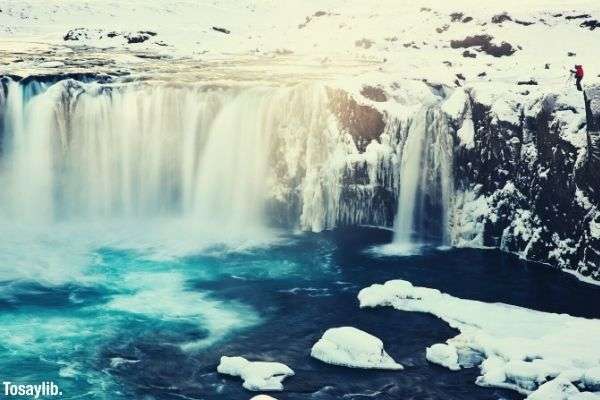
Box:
358;280;600;399
311;327;403;370
217;356;294;392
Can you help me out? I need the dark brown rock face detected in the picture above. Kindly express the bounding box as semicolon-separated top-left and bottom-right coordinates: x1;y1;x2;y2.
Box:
327;88;385;153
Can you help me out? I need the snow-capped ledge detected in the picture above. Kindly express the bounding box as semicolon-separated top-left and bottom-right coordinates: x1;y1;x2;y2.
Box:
217;356;294;392
358;280;600;399
311;327;403;370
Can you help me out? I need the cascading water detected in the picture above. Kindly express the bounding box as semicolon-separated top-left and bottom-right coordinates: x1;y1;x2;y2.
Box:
392;106;454;248
0;77;455;244
0;78;355;233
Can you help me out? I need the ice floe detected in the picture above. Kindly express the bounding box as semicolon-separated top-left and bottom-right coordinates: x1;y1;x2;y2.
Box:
217;356;294;392
358;280;600;399
311;326;403;370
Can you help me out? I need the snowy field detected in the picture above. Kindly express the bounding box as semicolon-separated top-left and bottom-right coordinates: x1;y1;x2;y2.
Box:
1;0;600;88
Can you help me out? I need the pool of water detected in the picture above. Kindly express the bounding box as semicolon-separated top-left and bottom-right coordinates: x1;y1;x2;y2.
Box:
1;223;599;400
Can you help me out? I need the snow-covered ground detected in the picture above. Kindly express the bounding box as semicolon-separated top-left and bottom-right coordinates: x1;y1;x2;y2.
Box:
1;0;600;89
359;280;600;399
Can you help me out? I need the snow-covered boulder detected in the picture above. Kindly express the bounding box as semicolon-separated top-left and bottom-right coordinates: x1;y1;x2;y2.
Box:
217;356;294;392
426;343;460;371
583;367;600;391
250;396;279;400
310;327;403;370
526;378;580;400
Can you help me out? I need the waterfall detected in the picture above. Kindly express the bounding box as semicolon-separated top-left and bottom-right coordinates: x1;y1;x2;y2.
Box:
392;106;454;248
0;79;347;231
0;77;455;240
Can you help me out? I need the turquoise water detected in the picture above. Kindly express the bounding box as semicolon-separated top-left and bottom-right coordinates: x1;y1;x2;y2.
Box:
1;223;599;399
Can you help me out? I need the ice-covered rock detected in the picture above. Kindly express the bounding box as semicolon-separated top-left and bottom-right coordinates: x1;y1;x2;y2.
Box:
583;367;600;391
426;343;460;371
359;280;600;398
526;378;580;400
217;356;294;392
310;327;403;370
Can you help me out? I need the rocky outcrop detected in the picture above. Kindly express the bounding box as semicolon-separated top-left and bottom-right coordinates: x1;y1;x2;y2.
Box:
452;85;600;281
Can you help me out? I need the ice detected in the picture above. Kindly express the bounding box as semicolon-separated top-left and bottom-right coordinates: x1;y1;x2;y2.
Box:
217;356;294;392
359;280;600;398
311;327;403;370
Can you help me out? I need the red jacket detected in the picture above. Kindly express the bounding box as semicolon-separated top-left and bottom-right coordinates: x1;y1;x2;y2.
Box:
575;66;584;78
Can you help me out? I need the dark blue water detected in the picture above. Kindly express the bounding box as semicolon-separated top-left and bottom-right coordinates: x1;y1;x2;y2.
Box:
2;226;600;400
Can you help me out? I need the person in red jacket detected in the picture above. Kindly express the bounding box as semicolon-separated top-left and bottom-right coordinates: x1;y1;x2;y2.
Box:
571;65;584;91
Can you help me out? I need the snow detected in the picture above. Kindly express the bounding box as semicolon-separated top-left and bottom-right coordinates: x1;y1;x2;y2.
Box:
456;118;475;149
217;356;294;392
527;379;580;400
250;396;279;400
310;327;403;370
1;0;600;92
426;343;460;371
358;280;600;399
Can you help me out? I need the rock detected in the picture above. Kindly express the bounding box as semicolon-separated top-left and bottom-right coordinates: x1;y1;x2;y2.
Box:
63;28;88;41
355;38;374;49
311;327;403;370
566;14;591;20
250;396;278;400
327;88;385;152
217;356;294;391
360;86;387;102
212;26;231;34
451;35;516;57
581;20;600;31
517;79;538;85
582;366;600;391
126;32;152;44
492;13;513;24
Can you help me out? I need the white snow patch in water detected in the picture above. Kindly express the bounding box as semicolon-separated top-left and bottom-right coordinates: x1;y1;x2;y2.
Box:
358;280;600;399
217;356;294;392
311;327;403;370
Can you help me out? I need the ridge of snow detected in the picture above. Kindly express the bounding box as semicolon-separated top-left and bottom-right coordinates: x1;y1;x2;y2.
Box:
358;280;600;399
